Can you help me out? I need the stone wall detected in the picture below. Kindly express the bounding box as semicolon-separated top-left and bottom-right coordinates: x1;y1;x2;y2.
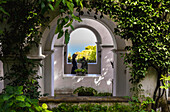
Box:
39;96;129;109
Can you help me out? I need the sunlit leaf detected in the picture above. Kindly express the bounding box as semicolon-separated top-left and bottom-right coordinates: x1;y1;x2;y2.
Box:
65;19;73;27
54;0;62;8
58;30;64;39
42;103;48;109
48;4;54;10
66;1;74;12
72;14;82;22
65;29;70;44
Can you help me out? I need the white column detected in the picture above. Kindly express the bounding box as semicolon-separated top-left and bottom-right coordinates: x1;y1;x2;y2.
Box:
96;42;101;74
100;44;114;94
112;49;117;96
44;50;54;96
0;61;4;93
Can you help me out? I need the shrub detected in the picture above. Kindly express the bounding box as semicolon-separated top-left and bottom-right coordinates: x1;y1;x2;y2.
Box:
73;86;112;96
51;103;131;112
73;86;97;96
0;86;51;112
95;92;112;96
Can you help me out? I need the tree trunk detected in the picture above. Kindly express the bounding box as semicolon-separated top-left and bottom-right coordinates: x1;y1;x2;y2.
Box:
152;71;169;111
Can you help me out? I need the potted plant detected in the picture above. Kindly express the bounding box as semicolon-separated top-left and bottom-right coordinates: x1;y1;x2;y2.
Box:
74;69;87;76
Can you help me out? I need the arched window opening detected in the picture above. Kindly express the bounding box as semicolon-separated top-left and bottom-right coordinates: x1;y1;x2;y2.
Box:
67;28;97;64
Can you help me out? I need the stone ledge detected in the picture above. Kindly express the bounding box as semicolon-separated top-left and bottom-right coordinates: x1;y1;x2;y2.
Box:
39;96;129;103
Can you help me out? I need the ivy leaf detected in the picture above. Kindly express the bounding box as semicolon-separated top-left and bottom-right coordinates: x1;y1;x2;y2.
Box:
64;16;69;24
66;1;74;12
65;19;73;27
10;110;16;112
55;24;62;34
62;0;66;5
16;96;26;102
0;7;9;16
25;102;31;107
71;14;82;22
76;0;80;5
18;86;23;92
65;29;70;44
41;2;45;9
57;30;64;39
42;103;48;109
54;0;62;8
48;4;54;10
35;106;42;111
3;95;12;101
70;25;74;30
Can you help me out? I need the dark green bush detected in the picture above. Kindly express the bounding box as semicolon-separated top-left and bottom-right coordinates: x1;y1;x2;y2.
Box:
95;92;112;96
51;103;131;112
0;86;51;112
73;86;112;96
73;86;97;96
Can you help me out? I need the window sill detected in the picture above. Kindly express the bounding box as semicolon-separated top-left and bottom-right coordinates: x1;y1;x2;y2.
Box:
63;74;100;77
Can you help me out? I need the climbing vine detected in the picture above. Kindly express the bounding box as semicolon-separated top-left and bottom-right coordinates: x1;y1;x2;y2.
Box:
85;0;170;110
0;0;83;98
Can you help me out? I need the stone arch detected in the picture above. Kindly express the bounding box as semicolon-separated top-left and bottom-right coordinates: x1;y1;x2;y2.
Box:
41;10;129;96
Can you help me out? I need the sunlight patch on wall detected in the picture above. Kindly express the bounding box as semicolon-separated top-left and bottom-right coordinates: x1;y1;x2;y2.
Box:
107;79;112;85
94;76;104;86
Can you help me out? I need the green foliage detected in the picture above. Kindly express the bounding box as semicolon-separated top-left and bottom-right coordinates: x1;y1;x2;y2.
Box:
51;103;131;112
85;45;96;62
85;0;169;109
0;0;9;17
54;0;83;44
51;95;156;112
0;0;53;98
73;86;112;96
94;92;112;96
160;75;170;89
0;86;51;112
125;95;155;112
85;0;170;82
73;86;97;96
74;68;87;73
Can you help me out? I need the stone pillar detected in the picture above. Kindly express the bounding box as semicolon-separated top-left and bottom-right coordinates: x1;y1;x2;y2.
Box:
27;56;45;95
44;50;55;96
54;44;65;91
0;61;4;93
27;43;46;95
112;49;117;96
1;57;15;87
100;44;114;94
96;42;101;74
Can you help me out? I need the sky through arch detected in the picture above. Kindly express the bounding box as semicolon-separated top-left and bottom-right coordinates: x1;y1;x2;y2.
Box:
68;28;97;56
67;28;97;63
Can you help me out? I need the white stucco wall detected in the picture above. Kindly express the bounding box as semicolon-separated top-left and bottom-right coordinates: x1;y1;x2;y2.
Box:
0;61;4;93
53;46;114;94
140;67;157;97
41;9;159;97
51;17;116;95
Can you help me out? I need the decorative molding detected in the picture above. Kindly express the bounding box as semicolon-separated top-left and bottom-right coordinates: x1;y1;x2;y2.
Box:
54;44;66;47
39;96;129;103
27;55;46;60
111;49;128;53
44;49;55;55
100;44;114;48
